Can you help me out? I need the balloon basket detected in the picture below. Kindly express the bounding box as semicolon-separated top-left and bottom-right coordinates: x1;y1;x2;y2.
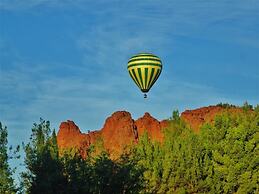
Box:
144;94;147;98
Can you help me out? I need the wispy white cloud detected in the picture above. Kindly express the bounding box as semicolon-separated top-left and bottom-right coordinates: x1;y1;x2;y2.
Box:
1;58;246;132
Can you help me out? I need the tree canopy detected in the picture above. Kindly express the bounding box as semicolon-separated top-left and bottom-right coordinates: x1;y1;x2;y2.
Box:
0;122;18;194
1;104;258;193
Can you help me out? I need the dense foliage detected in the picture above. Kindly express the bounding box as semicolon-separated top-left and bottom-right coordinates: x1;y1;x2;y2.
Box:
21;119;143;194
133;109;259;194
21;119;66;194
1;104;259;193
0;123;18;194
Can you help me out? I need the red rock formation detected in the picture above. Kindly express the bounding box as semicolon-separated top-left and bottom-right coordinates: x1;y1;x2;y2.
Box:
181;105;241;132
57;120;101;157
100;111;136;158
57;105;241;158
57;112;168;158
181;106;223;132
135;112;168;142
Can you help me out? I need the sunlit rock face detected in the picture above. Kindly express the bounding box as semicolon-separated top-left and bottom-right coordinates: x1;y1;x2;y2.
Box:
181;105;242;132
57;111;168;158
57;105;241;158
100;111;136;158
135;112;169;143
57;120;101;158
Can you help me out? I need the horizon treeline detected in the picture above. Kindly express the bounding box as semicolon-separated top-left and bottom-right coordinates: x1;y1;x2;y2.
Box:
1;103;259;194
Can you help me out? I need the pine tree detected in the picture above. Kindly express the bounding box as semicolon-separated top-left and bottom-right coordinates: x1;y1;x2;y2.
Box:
0;122;17;194
21;119;67;194
201;111;259;193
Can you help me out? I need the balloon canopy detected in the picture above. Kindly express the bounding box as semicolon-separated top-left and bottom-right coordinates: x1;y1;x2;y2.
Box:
127;53;162;98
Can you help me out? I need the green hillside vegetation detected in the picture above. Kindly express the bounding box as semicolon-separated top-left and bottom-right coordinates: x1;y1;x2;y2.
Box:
133;109;259;193
0;104;258;194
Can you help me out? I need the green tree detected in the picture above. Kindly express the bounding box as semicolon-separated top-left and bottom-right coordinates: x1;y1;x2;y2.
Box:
254;104;259;113
161;116;208;194
200;111;259;193
60;151;93;194
0;122;17;194
132;108;259;193
88;152;143;194
60;150;143;194
21;118;145;194
217;103;236;108
21;119;67;194
133;132;164;193
242;101;253;111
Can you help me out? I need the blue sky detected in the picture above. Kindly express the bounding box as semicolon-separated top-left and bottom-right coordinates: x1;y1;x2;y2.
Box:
1;0;259;151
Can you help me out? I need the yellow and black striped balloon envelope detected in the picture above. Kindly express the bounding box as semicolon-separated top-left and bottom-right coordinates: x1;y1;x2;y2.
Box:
127;53;162;98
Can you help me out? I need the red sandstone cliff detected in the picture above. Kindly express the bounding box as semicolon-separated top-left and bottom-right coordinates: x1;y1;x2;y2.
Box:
57;105;240;158
181;105;241;132
101;111;136;158
57;111;169;158
135;112;168;142
57;120;101;157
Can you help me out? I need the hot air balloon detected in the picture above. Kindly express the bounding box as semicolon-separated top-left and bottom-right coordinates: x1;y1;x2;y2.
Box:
127;53;162;98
